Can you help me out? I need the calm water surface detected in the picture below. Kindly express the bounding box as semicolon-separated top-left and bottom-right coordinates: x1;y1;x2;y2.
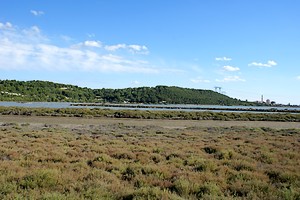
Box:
0;101;299;113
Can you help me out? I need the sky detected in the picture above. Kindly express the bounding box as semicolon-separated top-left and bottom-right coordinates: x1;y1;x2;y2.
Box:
0;0;300;105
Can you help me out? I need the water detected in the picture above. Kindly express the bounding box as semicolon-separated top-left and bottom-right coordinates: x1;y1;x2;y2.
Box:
0;101;299;113
0;101;73;108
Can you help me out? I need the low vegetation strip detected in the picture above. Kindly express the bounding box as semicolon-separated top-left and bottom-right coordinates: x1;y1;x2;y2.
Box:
0;121;299;199
0;106;300;122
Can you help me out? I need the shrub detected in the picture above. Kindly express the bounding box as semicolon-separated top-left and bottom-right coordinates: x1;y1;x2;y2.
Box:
194;163;207;172
259;152;275;164
0;181;17;197
266;170;298;187
228;181;252;197
203;147;218;154
196;182;222;198
171;178;192;197
130;186;183;200
122;166;136;181
233;161;254;172
19;169;59;190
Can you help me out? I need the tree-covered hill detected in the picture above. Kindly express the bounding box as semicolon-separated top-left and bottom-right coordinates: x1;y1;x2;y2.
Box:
93;86;250;105
0;80;254;105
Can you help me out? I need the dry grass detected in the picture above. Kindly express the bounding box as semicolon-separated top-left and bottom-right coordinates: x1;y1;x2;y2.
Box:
0;118;299;199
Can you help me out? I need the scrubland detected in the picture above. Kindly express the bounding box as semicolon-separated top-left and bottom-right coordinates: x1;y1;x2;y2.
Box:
0;116;299;199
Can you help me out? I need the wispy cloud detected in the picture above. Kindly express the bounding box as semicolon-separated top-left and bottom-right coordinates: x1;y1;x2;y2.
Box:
215;56;232;61
297;76;300;80
23;25;41;35
84;40;102;48
191;77;210;83
128;45;148;52
60;35;73;42
105;44;148;54
132;80;141;85
216;76;245;82
0;22;13;29
0;21;158;73
248;60;277;68
223;65;240;72
30;10;44;16
87;33;95;38
72;40;102;48
104;44;126;51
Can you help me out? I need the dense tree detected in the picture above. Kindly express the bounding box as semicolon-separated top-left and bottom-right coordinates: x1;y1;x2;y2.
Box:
0;80;257;105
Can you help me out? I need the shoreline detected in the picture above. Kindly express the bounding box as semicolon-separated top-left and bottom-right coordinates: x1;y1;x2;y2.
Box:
71;103;300;113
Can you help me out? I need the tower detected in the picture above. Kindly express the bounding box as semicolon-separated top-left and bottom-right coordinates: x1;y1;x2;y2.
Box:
214;86;222;93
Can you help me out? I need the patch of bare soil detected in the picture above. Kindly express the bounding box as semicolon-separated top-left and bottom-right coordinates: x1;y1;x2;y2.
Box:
1;115;299;129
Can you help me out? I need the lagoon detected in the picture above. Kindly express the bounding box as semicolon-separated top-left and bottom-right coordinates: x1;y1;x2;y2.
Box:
0;101;300;113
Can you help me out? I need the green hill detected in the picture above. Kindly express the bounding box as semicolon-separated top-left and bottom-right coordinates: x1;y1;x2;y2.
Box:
0;80;254;105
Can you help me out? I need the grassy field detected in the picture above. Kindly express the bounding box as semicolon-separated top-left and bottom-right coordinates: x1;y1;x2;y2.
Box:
0;116;300;199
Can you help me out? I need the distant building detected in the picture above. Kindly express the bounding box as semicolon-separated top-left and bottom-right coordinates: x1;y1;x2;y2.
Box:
266;99;271;104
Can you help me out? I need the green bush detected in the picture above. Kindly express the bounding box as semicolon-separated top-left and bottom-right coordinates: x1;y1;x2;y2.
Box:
19;169;59;190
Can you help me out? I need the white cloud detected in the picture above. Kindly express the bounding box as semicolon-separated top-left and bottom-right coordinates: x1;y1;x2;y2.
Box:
0;22;158;73
0;22;13;29
297;76;300;80
215;56;232;61
129;45;148;54
248;60;277;67
72;42;149;54
223;65;240;72
72;40;102;48
105;44;149;54
84;40;101;47
128;44;147;51
20;26;49;43
105;44;126;51
30;10;44;16
29;26;40;34
191;77;210;83
216;76;245;82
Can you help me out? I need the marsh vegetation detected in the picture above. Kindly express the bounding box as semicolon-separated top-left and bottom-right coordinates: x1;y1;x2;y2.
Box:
1;106;300;122
0;117;299;199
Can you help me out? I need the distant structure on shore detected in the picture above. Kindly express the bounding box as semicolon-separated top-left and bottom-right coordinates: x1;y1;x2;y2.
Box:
214;86;226;95
257;95;275;105
214;86;222;93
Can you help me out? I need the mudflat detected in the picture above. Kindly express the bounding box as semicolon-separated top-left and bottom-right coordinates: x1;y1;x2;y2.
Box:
1;115;300;129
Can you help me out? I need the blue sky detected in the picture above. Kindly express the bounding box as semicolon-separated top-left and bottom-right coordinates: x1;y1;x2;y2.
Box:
0;0;300;104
